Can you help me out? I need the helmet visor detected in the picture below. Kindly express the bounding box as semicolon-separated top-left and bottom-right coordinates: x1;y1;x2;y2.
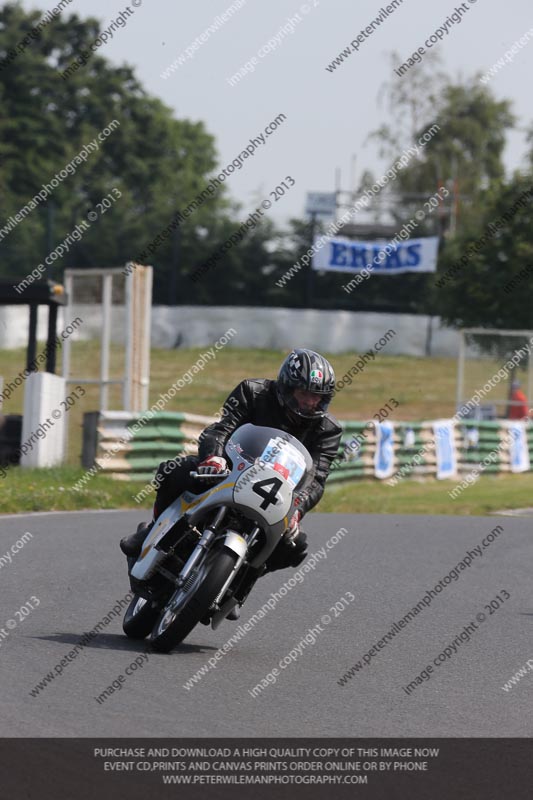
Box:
282;386;332;419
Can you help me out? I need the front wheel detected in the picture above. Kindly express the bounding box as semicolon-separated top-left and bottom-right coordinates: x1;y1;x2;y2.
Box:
123;594;160;639
149;549;238;652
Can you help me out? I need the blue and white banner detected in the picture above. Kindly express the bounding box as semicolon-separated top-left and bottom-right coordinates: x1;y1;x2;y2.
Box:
374;421;395;479
506;422;530;473
433;421;457;480
312;235;439;275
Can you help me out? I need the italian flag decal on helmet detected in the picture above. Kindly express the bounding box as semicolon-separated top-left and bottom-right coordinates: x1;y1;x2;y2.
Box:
276;349;336;420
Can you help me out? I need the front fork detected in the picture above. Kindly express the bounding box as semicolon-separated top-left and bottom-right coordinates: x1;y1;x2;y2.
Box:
175;506;227;588
171;514;259;627
213;527;259;605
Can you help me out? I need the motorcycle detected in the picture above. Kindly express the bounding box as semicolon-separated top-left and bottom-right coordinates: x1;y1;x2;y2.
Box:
122;423;313;653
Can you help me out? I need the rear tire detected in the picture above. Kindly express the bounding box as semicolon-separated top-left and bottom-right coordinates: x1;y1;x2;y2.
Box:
123;594;160;639
149;549;237;652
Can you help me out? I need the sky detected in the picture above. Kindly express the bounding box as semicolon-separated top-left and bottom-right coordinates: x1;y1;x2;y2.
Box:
22;0;533;224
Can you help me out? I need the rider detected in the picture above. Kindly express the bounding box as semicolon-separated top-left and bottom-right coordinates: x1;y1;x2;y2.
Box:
120;348;342;578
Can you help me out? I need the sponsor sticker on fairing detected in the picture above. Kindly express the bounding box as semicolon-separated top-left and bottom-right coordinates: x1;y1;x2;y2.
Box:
261;438;306;488
273;462;290;480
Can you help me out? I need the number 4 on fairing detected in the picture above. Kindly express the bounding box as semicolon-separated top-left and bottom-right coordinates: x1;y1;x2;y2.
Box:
233;465;293;525
252;477;283;509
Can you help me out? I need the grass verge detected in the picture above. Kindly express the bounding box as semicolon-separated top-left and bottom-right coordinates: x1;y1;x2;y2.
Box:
1;342;466;465
1;466;531;517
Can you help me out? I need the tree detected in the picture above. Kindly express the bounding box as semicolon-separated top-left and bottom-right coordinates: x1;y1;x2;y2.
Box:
371;50;448;156
370;57;515;235
0;2;230;296
176;211;279;307
435;172;533;331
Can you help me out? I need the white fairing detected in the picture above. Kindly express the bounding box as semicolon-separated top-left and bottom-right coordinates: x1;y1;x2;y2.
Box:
130;497;183;580
130;425;313;583
233;464;293;525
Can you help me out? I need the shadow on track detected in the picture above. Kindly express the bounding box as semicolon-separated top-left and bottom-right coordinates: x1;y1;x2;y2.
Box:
29;632;219;655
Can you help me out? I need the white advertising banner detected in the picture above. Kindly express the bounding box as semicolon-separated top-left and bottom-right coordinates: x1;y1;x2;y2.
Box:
506;422;530;473
312;235;439;275
433;420;457;480
374;421;395;479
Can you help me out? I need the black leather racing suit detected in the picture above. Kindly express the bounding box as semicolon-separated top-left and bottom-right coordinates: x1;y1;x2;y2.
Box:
153;379;343;521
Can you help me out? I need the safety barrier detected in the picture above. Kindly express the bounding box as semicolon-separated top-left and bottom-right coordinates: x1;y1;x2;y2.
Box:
82;410;214;481
327;419;532;482
82;412;533;482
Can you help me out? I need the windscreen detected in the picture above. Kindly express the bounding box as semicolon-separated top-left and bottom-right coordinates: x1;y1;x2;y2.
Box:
225;423;313;488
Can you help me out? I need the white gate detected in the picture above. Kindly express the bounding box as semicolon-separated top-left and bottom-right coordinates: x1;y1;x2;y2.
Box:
62;264;153;413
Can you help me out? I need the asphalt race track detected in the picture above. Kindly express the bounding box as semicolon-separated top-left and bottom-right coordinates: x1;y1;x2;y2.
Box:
1;509;532;737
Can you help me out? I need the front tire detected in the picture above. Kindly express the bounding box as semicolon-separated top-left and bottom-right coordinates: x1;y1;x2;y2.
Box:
123;594;160;639
149;549;238;652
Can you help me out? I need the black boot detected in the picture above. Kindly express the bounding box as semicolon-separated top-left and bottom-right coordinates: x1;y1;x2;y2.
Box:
265;532;308;573
120;521;153;557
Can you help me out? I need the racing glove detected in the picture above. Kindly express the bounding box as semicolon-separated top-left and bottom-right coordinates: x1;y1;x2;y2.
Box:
197;455;228;478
